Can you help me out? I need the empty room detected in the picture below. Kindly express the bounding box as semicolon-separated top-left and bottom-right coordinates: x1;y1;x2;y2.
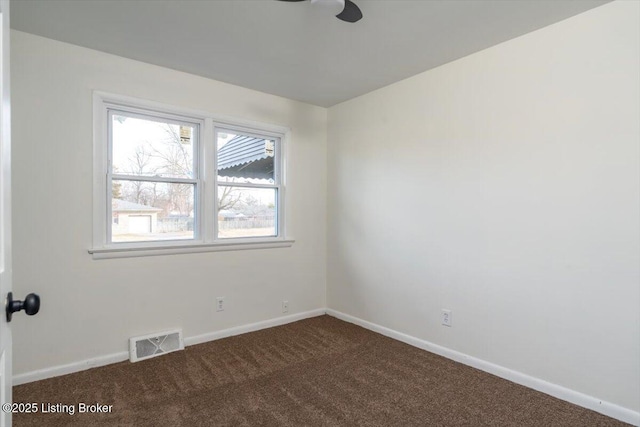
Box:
0;0;638;425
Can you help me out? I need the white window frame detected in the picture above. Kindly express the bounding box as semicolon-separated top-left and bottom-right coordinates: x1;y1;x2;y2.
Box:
90;92;293;259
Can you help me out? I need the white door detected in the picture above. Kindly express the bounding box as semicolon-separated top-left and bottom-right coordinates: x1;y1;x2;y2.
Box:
0;0;12;425
129;215;152;233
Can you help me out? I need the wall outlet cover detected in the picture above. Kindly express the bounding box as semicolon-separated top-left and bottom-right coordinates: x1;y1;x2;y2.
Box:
442;309;452;327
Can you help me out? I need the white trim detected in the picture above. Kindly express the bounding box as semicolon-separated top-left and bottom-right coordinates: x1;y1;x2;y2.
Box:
184;308;326;346
203;118;215;242
217;181;278;190
326;309;640;426
93;91;290;135
93;92;108;249
13;351;129;386
111;175;198;185
276;133;284;238
279;131;289;239
0;3;13;421
89;239;295;259
93;91;291;256
211;125;284;241
13;308;326;386
103;105;204;245
106;105;202;128
12;306;637;425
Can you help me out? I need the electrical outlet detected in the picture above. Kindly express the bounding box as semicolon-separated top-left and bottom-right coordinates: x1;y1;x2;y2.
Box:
216;297;225;312
441;309;452;327
282;300;289;313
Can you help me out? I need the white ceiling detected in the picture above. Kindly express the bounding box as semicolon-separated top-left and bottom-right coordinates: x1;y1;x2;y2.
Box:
11;0;609;107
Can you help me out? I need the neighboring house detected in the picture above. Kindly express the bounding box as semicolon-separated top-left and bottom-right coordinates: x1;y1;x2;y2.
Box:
217;135;275;180
112;199;162;235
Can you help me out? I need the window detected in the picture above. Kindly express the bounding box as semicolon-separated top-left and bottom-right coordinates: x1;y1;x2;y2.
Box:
91;93;291;258
109;110;199;243
216;130;278;239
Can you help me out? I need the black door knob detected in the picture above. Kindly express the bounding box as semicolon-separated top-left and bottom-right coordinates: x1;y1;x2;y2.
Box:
6;292;40;322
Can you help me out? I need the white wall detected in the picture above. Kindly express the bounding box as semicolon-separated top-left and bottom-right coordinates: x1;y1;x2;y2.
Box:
11;31;327;375
10;0;640;418
327;0;639;413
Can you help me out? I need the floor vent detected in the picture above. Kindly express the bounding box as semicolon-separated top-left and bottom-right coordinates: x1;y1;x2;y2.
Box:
129;329;184;362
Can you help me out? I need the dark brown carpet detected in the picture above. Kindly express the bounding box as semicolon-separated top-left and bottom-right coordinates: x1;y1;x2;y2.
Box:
14;315;629;426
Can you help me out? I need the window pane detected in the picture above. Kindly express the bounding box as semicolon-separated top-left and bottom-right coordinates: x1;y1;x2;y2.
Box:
217;186;276;239
112;180;195;242
112;113;195;179
217;132;275;184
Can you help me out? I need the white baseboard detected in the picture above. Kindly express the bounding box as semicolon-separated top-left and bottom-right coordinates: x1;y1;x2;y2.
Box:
13;308;326;386
326;309;639;427
184;308;326;346
13;351;129;386
14;307;638;426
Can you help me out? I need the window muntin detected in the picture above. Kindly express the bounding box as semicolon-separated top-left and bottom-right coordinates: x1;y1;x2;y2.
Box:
107;109;200;244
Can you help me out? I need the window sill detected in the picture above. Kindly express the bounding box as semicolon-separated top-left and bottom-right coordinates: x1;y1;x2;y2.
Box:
89;239;295;260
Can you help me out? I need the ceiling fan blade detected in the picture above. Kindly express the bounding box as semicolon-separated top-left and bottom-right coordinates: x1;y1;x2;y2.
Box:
336;0;362;23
